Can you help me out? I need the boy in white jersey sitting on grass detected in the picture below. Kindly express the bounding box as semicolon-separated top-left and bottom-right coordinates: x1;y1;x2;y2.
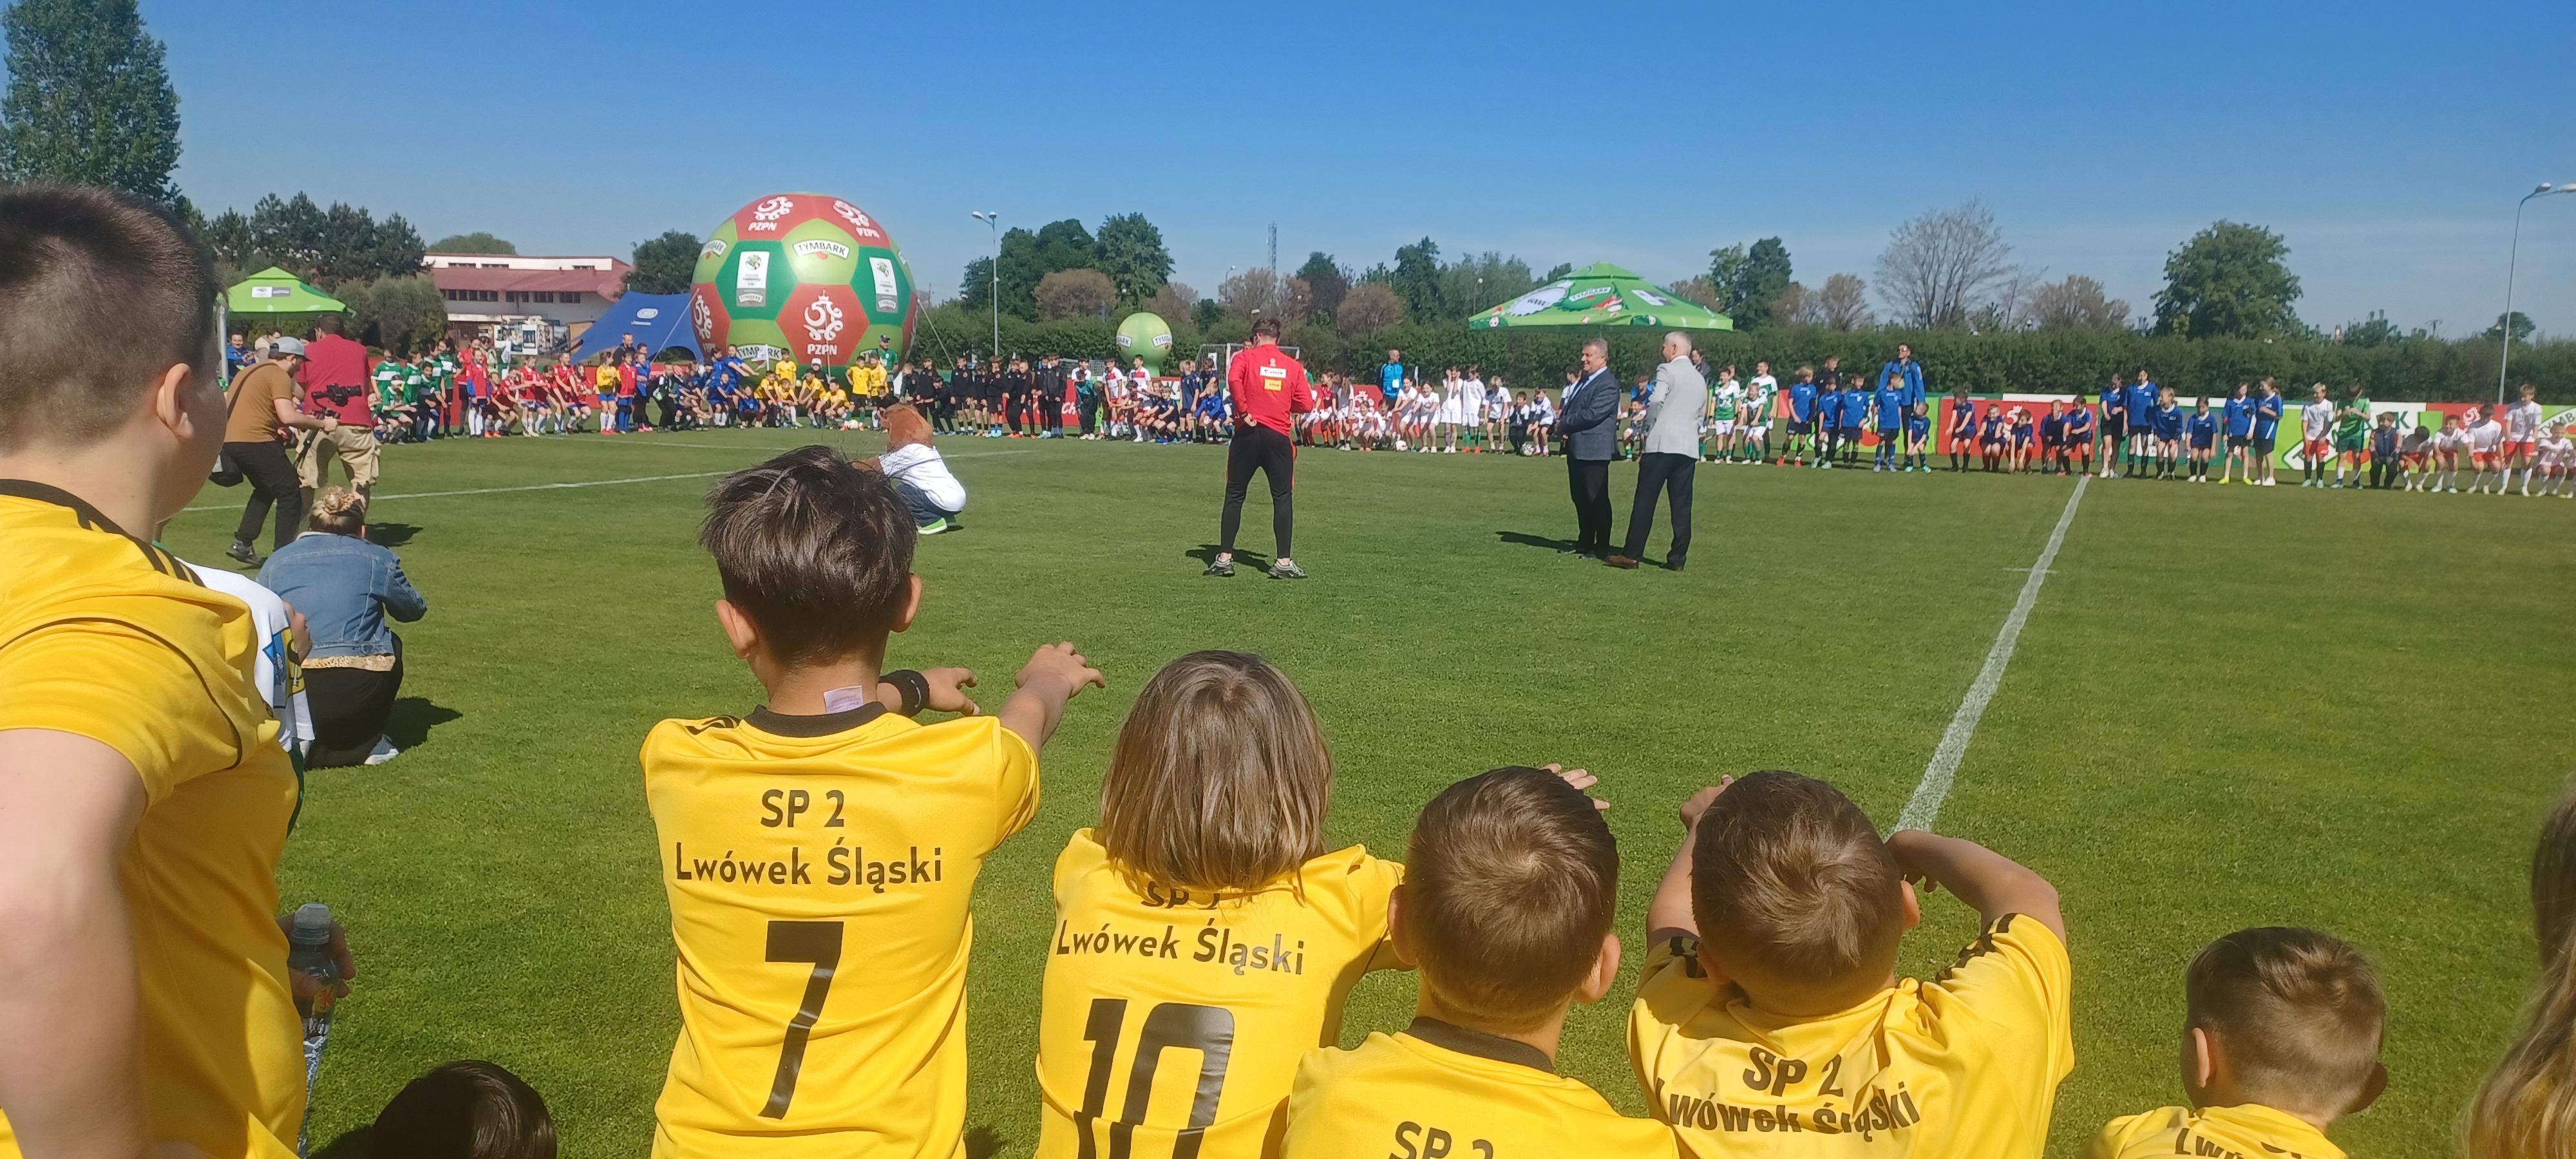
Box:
641;444;1103;1158
2084;927;2384;1159
1631;771;2070;1158
1285;766;1678;1158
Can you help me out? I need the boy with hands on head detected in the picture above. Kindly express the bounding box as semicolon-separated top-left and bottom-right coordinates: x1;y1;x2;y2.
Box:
2083;928;2384;1159
1631;772;2071;1158
1285;766;1678;1159
643;445;1104;1158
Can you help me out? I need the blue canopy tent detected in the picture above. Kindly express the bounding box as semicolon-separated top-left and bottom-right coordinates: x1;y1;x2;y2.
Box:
569;293;702;363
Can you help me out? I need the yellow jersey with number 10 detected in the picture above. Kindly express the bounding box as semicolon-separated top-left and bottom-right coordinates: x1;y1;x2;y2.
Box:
1034;831;1404;1159
642;703;1037;1159
1627;915;2072;1159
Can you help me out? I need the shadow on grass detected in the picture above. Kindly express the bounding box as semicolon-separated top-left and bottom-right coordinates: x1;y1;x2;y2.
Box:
312;1126;370;1159
1495;531;1577;552
965;1126;1007;1159
1182;544;1269;570
365;523;422;548
384;697;463;751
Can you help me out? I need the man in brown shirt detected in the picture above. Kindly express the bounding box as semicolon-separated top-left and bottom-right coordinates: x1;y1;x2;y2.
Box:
223;336;337;565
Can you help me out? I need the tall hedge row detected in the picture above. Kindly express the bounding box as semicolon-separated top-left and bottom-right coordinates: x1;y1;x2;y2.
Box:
909;303;2573;404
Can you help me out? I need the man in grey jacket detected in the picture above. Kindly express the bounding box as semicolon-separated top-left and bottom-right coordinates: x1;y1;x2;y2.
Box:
1557;337;1620;558
1609;332;1709;571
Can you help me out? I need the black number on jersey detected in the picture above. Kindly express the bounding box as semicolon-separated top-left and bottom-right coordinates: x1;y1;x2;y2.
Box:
1075;997;1236;1159
760;920;842;1118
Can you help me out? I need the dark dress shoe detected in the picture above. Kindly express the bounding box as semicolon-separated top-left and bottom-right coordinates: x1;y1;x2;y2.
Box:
1606;555;1641;570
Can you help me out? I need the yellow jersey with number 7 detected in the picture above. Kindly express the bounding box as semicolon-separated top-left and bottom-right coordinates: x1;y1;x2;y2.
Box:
643;702;1037;1158
1034;831;1404;1158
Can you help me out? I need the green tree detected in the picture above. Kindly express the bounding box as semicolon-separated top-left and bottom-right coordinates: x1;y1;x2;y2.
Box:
956;255;996;315
992;219;1097;320
1439;252;1536;317
1391;238;1445;321
206;192;421;283
1542;262;1575;282
2152;221;2302;339
431;232;516;254
0;0;180;205
625;230;701;295
2486;311;2535;343
1707;236;1792;328
1092;212;1171;305
338;274;446;355
1295;252;1350;321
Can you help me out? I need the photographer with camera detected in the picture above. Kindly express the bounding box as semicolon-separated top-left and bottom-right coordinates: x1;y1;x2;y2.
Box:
296;313;380;509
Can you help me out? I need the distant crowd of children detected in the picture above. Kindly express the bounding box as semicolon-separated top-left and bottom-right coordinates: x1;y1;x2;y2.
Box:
435;439;2576;1159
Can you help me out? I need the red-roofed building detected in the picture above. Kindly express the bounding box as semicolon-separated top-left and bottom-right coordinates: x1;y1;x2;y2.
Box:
427;252;631;352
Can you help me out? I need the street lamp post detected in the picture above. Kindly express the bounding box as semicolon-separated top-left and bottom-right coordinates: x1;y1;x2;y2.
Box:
2496;182;2574;406
971;211;1000;364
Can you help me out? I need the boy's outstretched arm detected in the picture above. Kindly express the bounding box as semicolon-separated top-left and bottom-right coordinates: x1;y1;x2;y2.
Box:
998;642;1104;750
1886;829;2065;942
1647;780;1730;945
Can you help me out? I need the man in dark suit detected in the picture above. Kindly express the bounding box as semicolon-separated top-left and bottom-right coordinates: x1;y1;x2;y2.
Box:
1558;337;1619;557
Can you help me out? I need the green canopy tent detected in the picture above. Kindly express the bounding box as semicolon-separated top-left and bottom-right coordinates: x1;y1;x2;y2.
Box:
1466;263;1731;331
225;267;347;314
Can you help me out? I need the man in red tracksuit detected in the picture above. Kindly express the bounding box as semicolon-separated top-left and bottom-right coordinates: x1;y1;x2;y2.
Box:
1207;317;1314;578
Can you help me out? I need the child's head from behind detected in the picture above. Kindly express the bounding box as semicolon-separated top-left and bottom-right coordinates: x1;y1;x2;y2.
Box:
701;446;916;670
1099;651;1331;894
1397;766;1620;1033
2183;927;2385;1123
1690;771;1911;1013
368;1060;554;1159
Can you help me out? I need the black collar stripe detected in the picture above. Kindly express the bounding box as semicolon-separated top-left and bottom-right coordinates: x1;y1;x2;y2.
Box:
0;479;198;582
1405;1016;1556;1075
746;701;890;738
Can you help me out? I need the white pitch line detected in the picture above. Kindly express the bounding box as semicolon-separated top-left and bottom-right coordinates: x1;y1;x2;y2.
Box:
179;450;1030;512
1895;475;2089;834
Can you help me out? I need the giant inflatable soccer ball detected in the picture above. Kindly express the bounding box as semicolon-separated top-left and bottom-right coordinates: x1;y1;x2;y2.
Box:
1115;310;1175;373
690;193;914;368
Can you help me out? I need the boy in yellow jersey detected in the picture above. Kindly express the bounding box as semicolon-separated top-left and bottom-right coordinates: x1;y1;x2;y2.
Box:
594;359;621;433
1630;772;2070;1159
643;444;1104;1158
1285;766;1679;1159
0;185;307;1158
2083;928;2384;1159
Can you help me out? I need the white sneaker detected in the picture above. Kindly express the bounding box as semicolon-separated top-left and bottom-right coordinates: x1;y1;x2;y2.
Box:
364;736;401;766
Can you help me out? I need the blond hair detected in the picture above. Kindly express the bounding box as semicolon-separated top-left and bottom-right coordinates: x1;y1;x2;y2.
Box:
309;487;366;535
1097;652;1331;894
2470;787;2576;1158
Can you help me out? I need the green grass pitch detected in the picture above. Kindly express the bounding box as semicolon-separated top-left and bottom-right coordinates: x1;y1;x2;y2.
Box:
159;428;2575;1158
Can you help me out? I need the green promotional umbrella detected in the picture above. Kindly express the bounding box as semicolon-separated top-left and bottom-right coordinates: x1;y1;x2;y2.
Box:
226;267;347;314
1466;262;1731;331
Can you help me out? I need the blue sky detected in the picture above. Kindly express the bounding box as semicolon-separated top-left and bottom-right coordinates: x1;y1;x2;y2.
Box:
152;0;2575;335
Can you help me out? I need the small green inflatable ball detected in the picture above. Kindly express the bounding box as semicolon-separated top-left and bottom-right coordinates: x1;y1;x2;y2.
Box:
1115;312;1175;374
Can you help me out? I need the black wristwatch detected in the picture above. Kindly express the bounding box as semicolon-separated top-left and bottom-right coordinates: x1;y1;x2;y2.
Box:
882;669;931;717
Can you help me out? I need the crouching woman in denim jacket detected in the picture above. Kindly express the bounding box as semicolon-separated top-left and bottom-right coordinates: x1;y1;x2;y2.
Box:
258;487;428;768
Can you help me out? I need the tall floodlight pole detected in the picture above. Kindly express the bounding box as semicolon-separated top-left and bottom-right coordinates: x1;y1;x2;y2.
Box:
971;211;1001;363
2496;182;2573;406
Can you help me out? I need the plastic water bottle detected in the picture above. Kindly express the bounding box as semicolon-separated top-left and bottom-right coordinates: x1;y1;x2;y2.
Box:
285;903;337;1156
285;903;339;1031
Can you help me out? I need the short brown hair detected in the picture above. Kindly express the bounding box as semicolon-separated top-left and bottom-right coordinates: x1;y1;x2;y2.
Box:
1690;771;1904;987
0;184;218;452
370;1059;556;1159
1405;766;1618;1030
2186;927;2384;1118
700;445;914;664
1251;316;1282;341
1099;652;1331;893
